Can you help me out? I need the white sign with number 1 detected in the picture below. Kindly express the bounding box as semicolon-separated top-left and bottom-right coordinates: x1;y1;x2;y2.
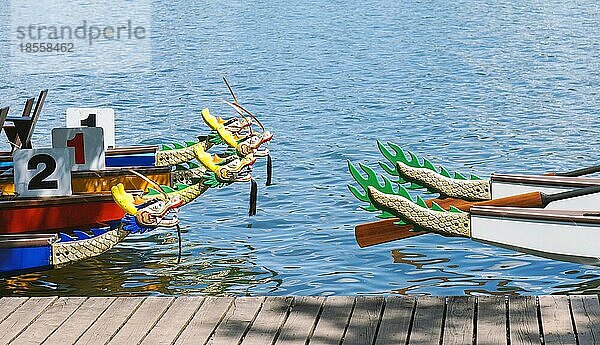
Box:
66;108;115;149
52;127;106;171
13;148;72;197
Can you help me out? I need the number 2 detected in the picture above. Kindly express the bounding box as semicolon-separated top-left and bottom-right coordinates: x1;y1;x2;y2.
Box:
66;132;85;164
28;154;58;190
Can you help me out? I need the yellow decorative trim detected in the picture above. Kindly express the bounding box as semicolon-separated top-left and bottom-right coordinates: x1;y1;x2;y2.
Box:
111;183;138;215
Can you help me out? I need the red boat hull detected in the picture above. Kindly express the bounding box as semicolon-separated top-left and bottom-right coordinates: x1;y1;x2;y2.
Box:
0;195;126;234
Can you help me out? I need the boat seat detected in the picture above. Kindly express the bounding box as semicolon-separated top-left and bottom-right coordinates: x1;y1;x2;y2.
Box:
0;107;8;129
3;98;33;149
3;89;48;151
471;206;600;225
0;107;9;154
492;173;600;188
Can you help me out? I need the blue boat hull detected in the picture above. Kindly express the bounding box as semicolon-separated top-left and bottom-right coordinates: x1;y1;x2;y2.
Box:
0;246;52;277
0;152;156;171
105;153;156;167
0;222;122;278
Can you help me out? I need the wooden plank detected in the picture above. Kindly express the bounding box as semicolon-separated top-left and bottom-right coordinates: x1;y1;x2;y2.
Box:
408;296;445;345
108;297;174;345
569;295;600;345
45;297;116;345
444;296;475;345
275;296;324;345
343;296;384;345
240;297;293;345
0;297;28;322
311;296;355;345
538;296;576;345
75;297;144;345
175;296;234;345
207;297;265;345
0;297;56;344
12;297;86;344
477;296;507;345
374;296;414;345
509;296;541;345
140;297;205;345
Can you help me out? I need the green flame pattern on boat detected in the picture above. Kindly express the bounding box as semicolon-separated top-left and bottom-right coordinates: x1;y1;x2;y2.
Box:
159;141;202;151
377;141;482;191
348;160;464;228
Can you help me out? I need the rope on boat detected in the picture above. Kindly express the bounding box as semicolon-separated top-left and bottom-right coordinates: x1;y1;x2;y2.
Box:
249;179;258;216
176;224;182;264
266;154;272;186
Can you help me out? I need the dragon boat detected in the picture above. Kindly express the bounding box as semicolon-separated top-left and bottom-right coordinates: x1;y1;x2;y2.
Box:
96;106;272;169
1;81;274;277
364;141;600;210
349;142;600;264
0;108;270;170
0;147;256;234
365;186;600;265
0;147;257;277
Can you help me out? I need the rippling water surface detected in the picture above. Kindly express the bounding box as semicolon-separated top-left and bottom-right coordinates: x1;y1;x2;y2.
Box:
1;0;600;296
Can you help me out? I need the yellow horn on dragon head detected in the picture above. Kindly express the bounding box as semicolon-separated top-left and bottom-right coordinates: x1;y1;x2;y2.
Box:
111;183;138;215
201;108;238;148
193;145;220;173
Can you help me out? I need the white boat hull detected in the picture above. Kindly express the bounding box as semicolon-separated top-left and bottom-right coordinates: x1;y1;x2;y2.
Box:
471;209;600;264
490;174;600;211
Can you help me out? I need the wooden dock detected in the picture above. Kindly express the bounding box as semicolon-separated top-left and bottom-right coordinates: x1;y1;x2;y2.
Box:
0;295;598;344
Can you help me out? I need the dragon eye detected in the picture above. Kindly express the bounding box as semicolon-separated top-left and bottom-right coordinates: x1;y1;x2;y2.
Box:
147;200;164;212
239;144;250;155
220;168;231;179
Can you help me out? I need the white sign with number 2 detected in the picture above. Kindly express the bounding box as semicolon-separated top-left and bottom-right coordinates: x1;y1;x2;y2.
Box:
13;148;72;197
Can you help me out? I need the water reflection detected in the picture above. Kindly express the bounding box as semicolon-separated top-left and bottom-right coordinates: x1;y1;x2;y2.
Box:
390;249;526;296
0;232;280;296
386;240;600;296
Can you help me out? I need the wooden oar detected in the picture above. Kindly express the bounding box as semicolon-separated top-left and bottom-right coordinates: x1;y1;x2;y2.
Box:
355;219;421;247
355;185;600;247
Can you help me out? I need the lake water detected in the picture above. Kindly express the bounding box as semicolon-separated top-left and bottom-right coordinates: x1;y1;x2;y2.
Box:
1;0;600;296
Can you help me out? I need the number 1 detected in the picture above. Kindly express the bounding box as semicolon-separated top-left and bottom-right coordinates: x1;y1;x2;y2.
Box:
66;132;85;164
80;113;96;127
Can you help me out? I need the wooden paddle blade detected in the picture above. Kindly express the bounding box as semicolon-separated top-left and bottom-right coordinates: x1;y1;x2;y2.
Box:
355;219;425;248
354;197;458;248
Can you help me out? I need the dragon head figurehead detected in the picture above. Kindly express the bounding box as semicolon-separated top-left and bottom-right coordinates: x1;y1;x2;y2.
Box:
217;115;253;134
111;183;183;233
202;108;272;157
194;145;256;184
236;131;273;157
